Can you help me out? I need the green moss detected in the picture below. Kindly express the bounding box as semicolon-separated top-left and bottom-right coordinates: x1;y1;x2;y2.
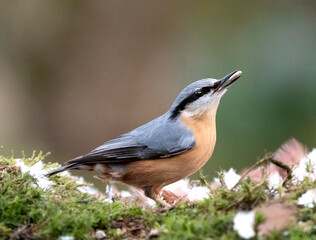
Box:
1;151;316;239
0;153;134;239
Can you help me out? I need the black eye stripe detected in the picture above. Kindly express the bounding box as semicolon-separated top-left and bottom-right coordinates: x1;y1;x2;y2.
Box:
170;86;212;119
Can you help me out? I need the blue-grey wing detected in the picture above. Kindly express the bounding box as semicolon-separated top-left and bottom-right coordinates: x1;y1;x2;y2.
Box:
66;114;195;166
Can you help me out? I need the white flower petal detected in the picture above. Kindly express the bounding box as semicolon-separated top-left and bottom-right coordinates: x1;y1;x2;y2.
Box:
297;189;316;208
224;168;241;190
233;211;256;239
120;190;133;198
293;149;316;182
308;149;316;162
15;160;53;190
15;159;29;173
268;172;283;188
163;179;190;197
214;168;241;190
59;236;74;240
146;198;157;207
187;186;210;201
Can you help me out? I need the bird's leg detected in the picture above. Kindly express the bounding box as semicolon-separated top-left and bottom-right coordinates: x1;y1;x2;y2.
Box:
144;186;171;208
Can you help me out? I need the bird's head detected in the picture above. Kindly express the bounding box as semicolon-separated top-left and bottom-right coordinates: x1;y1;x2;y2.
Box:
169;70;242;119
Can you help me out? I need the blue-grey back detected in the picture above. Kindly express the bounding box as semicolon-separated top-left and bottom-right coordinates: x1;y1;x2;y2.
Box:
90;112;195;159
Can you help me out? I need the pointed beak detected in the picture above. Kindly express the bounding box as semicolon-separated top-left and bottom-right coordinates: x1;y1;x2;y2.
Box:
214;70;242;93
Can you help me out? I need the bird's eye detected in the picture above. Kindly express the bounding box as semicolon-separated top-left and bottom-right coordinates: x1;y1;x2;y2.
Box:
194;90;203;97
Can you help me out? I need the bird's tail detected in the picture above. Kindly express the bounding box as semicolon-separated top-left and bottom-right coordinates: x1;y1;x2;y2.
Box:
46;163;77;177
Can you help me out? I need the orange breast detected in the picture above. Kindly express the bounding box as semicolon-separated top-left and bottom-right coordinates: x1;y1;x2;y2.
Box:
178;113;217;174
119;112;217;189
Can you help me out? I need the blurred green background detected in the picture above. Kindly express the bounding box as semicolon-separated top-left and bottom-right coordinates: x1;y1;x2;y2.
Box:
1;1;316;187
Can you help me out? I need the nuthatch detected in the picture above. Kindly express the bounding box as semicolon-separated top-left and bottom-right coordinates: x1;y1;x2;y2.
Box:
47;70;242;206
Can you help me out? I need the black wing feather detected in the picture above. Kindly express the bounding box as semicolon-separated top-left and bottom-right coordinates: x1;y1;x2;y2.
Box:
66;144;185;166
